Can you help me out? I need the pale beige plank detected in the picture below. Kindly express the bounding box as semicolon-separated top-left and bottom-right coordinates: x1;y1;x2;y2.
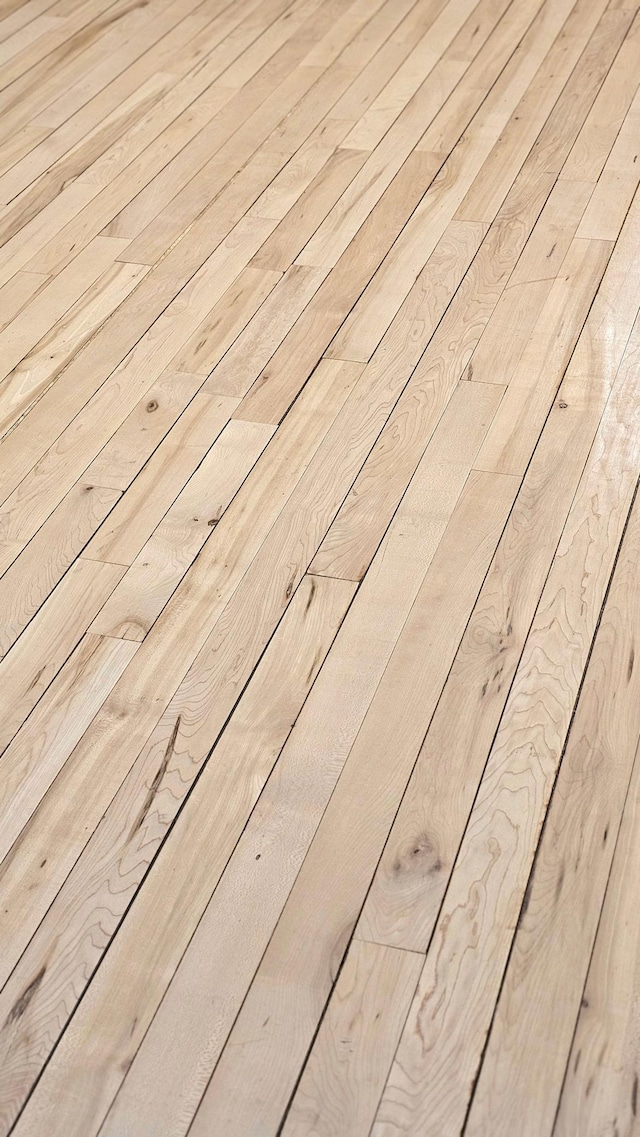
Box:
3;572;356;1137
0;632;139;864
0;358;360;999
90;419;275;639
207;263;328;397
556;735;640;1135
0;271;49;334
83;370;204;491
170;265;282;376
84;391;238;566
370;272;640;1137
187;470;518;1137
0;482;121;657
474;235;612;475
327;217;485;364
250;146;368;272
0;557;125;755
0;254;149;438
282;941;423;1137
465;489;640;1136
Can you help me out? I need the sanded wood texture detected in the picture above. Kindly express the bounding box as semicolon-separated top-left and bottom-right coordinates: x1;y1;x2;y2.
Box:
0;0;639;1132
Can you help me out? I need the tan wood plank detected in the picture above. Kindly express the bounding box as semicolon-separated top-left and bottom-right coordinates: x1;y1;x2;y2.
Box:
369;217;640;1137
310;6;633;581
331;0;609;363
90;418;275;639
84;391;238;565
474;235;612;475
207;263;327;396
250;145;369;272
0;557;125;756
0;357;360;997
0;481;121;657
327;216;485;365
0;0;248;199
187;469;517;1137
0;368;495;1132
0;249;148;439
282;942;423;1137
0;1;639;1134
0;214;274;541
465;178;594;387
114;0;413;265
555;733;640;1136
82;370;204;491
576;86;640;240
465;482;640;1137
358;193;640;957
0;270;49;333
0;632;139;864
170;264;282;375
3;572;356;1137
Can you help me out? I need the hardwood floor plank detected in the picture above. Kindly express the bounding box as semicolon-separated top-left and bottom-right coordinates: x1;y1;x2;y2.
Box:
3;572;356;1137
187;469;517;1137
474;235;612;475
555;721;640;1135
0;631;139;864
170;264;282;375
0;356;359;1033
0;242;148;439
282;941;423;1137
369;199;640;1137
0;557;125;756
82;370;204;490
90;418;275;639
310;2;631;581
84;391;238;565
0;0;639;1132
465;462;640;1137
0;481;121;656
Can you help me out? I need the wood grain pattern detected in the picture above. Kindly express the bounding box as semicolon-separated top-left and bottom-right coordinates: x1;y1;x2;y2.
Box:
1;0;639;1133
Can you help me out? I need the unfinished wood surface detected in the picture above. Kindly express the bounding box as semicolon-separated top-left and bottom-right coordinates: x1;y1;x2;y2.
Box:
0;0;639;1134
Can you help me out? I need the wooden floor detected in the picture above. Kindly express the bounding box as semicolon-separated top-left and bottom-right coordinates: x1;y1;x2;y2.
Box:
1;0;640;1132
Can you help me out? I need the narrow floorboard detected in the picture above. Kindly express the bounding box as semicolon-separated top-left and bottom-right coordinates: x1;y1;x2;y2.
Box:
0;0;639;1133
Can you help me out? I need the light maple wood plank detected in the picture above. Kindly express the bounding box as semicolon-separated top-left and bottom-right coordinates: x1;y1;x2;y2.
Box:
474;235;612;475
0;1;639;1134
0;557;125;756
90;419;275;639
465;486;640;1136
3;572;356;1137
555;733;640;1136
357;252;640;967
0;270;49;333
0;481;121;656
0;357;360;999
170;264;282;375
577;86;640;240
187;469;517;1137
0;249;149;439
84;391;238;565
330;0;609;363
0;631;139;864
310;5;632;580
465;178;594;387
369;225;640;1137
207;263;328;396
282;941;423;1137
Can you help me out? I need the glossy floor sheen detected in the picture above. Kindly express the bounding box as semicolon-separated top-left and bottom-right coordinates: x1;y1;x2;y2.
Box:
0;0;639;1132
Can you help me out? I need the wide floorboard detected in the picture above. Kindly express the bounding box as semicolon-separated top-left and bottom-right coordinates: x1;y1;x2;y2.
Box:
1;0;640;1132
